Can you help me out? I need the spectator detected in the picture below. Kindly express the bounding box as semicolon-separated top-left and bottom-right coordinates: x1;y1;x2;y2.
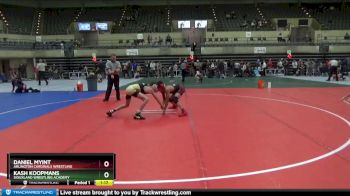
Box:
257;65;263;76
10;70;18;92
240;20;248;28
251;20;256;28
218;60;225;79
0;72;7;83
168;63;174;78
327;59;339;81
241;62;247;77
145;61;150;77
96;59;106;79
277;59;283;69
122;61;129;78
202;60;208;77
166;34;172;45
83;65;88;74
346;57;350;70
305;34;311;42
153;36;158;46
181;59;188;83
277;59;284;74
299;61;306;75
208;61;216;78
233;61;240;76
19;64;27;79
224;60;228;76
231;10;236;19
156;62;162;78
261;60;267;76
267;58;273;68
195;70;203;83
194;60;201;72
278;33;285;42
158;36;163;45
134;65;141;79
131;61;138;78
191;42;197;51
256;58;261;67
344;33;350;40
180;22;184;29
162;63;168;77
292;60;298;74
147;34;152;44
150;61;156;77
173;62;178;77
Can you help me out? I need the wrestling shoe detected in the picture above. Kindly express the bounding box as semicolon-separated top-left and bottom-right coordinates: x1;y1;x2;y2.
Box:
134;113;145;120
179;109;187;117
106;109;115;117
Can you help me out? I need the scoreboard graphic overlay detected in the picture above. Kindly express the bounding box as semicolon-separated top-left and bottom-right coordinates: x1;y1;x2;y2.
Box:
7;153;116;186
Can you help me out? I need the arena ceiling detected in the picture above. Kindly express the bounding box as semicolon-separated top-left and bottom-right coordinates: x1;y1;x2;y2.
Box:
0;0;345;8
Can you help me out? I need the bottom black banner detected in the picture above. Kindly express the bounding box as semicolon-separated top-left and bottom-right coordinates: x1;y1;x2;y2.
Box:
59;189;192;196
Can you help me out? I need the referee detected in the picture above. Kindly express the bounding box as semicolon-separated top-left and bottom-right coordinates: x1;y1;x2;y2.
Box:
103;54;121;102
36;59;48;86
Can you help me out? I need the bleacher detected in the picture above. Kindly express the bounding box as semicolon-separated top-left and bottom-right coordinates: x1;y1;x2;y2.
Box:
118;6;171;33
2;7;35;34
260;4;306;19
0;41;33;49
314;10;350;30
171;5;211;20
43;9;77;35
78;7;123;23
0;41;63;50
214;4;273;31
38;54;348;78
0;3;349;35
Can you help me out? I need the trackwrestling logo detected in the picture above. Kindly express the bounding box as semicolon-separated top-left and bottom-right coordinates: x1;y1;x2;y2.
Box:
2;189;57;196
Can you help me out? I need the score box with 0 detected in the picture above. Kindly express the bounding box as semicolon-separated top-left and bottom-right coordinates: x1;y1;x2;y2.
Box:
7;153;116;186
